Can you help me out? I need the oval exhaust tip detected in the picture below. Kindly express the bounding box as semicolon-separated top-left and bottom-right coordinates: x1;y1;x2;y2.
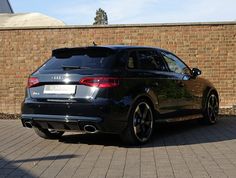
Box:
84;125;98;133
25;121;33;128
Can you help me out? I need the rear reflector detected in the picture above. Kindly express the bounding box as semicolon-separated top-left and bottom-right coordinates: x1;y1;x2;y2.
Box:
28;77;39;88
80;77;119;88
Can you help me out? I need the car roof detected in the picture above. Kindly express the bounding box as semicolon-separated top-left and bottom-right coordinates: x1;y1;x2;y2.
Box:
53;45;169;53
102;45;167;51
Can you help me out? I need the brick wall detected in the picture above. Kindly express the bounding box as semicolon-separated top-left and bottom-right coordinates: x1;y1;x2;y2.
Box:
0;22;235;114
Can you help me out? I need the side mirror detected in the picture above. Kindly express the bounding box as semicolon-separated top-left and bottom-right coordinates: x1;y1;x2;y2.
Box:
192;68;201;77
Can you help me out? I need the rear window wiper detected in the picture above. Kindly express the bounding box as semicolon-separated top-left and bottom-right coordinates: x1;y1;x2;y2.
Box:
62;65;90;70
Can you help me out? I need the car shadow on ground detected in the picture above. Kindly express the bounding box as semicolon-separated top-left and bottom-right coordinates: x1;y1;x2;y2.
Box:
0;157;36;177
9;154;78;164
58;116;236;148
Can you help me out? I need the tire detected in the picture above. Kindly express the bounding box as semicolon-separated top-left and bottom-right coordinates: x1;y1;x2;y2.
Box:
33;127;64;139
120;98;154;145
202;92;219;124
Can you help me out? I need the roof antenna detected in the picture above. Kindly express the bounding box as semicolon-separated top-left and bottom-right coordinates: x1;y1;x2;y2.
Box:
93;41;97;46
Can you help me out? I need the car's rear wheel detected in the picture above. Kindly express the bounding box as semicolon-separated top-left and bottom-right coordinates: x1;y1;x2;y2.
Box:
121;99;154;145
203;92;219;124
33;127;64;139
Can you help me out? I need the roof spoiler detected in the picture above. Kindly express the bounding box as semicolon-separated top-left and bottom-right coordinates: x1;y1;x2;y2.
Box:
52;46;115;58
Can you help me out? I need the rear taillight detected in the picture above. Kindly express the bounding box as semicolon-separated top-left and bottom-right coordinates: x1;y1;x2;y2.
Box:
80;77;120;88
27;77;39;88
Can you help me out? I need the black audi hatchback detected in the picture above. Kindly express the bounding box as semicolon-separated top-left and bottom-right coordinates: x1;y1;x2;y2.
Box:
21;45;219;144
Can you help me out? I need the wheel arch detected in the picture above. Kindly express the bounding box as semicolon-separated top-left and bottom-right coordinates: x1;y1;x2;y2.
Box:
121;93;157;145
128;92;159;122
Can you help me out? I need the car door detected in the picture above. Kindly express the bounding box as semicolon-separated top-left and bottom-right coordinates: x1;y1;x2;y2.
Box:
124;49;193;119
136;49;186;119
160;50;202;116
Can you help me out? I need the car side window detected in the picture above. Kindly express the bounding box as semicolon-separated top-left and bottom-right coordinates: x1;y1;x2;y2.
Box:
127;51;138;69
161;51;191;75
137;50;167;71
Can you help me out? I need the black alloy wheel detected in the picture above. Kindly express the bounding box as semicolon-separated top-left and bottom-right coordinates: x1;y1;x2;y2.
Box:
121;99;154;145
204;93;219;124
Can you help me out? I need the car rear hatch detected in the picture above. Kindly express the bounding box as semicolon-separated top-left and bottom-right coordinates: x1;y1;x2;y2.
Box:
27;46;119;101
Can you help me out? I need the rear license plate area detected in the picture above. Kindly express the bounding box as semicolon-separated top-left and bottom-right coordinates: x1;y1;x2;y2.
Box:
43;85;76;95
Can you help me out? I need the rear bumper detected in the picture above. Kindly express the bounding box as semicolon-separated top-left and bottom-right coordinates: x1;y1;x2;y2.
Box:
21;99;130;134
21;114;102;123
21;114;100;131
21;113;127;134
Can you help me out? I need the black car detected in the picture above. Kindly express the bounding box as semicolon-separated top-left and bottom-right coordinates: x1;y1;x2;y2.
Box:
21;45;219;144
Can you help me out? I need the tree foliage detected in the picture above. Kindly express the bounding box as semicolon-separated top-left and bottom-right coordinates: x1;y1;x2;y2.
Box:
93;8;108;25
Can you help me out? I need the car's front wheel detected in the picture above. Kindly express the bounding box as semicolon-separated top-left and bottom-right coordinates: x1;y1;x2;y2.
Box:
121;99;154;145
203;92;219;124
33;127;64;139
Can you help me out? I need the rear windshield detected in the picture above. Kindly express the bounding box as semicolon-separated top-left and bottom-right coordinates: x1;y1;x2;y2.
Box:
38;47;117;71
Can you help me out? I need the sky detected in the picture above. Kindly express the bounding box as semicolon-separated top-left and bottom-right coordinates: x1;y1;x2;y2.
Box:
10;0;236;25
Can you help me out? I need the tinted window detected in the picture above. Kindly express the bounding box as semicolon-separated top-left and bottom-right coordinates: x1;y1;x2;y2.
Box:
127;51;138;69
137;50;166;71
127;50;167;71
38;48;116;71
161;51;190;74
